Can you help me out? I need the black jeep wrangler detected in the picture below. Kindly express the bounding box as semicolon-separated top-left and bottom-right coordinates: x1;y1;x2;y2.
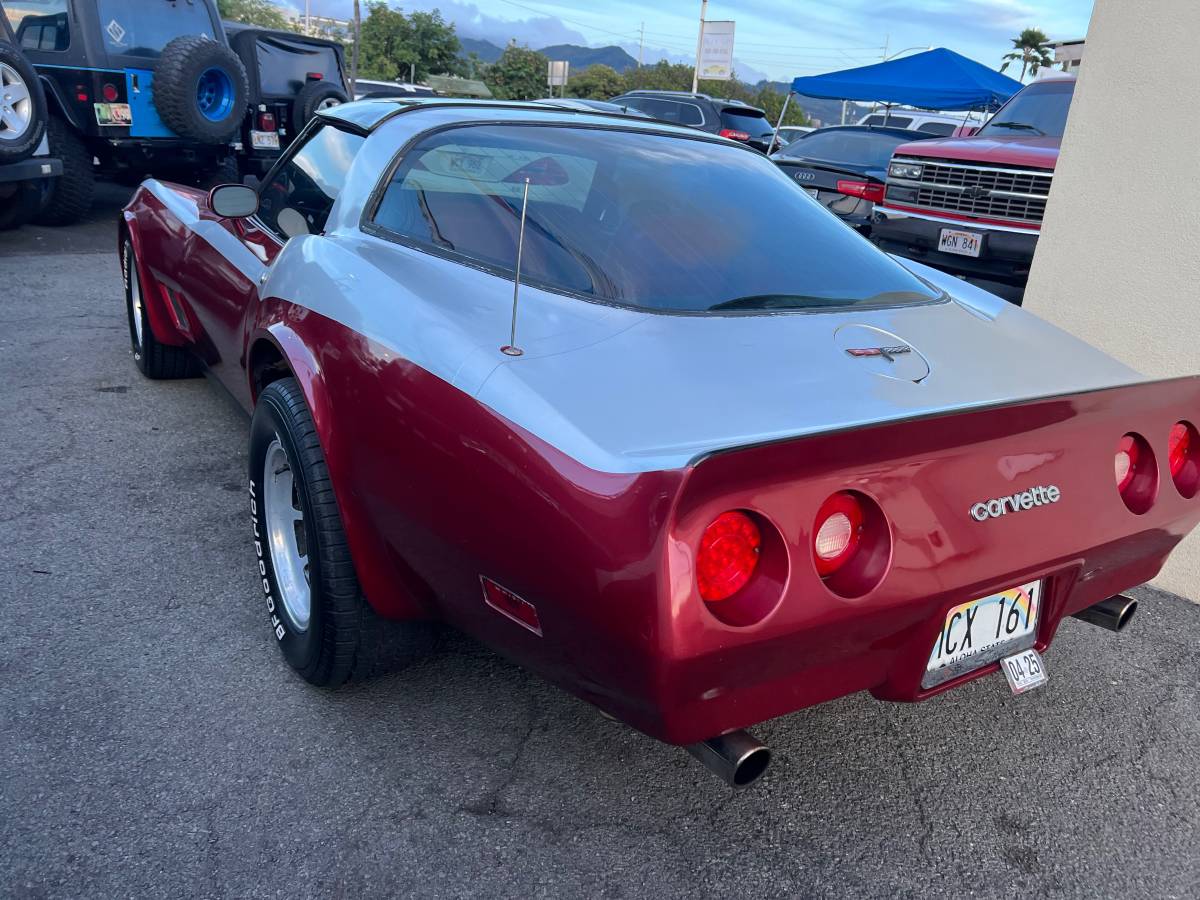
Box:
3;0;249;224
223;21;349;177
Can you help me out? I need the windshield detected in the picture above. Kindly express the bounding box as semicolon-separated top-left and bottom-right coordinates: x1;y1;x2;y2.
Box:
96;0;216;58
720;108;773;139
978;80;1074;138
775;128;924;170
372;124;940;314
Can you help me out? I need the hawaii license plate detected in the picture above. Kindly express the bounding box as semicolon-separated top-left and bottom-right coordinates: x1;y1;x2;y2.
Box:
923;581;1041;688
251;130;281;150
938;227;983;257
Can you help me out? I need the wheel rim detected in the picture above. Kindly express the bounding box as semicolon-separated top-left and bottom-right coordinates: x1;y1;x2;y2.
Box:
316;96;342;111
196;67;235;123
127;246;144;349
264;438;311;631
0;63;33;142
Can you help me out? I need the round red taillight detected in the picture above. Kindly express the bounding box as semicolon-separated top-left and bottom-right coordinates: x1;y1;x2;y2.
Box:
102;82;119;102
1169;421;1199;498
696;511;761;602
1115;432;1157;514
813;492;864;577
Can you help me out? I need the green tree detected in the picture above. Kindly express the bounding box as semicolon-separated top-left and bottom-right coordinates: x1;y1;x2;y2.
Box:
357;3;463;82
1000;28;1054;80
753;87;811;128
566;64;624;100
484;43;548;100
217;0;292;30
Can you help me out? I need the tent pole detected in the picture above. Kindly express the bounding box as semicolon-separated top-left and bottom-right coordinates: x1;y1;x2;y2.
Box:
768;91;793;155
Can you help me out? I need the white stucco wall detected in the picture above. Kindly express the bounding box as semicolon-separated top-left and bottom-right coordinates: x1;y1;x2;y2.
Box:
1025;0;1198;599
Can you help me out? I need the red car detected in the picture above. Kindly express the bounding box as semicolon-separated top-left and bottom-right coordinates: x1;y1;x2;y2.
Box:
120;99;1200;787
872;75;1074;288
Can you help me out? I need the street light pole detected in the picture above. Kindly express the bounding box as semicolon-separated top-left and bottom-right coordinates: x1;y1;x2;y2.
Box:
691;0;707;94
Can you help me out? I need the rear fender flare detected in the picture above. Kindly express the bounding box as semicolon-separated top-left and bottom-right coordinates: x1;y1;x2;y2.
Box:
252;322;431;621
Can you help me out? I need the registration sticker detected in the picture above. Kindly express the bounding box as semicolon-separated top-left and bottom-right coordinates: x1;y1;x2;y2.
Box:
923;581;1041;688
94;103;132;126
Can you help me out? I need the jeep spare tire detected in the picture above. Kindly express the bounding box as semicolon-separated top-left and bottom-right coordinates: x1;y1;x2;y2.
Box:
292;80;348;130
153;35;249;144
0;41;48;163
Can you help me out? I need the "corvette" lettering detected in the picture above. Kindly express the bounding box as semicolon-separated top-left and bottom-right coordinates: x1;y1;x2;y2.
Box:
969;485;1061;522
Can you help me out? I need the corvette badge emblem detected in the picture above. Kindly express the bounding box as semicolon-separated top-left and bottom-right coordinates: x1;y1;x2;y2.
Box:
845;345;913;362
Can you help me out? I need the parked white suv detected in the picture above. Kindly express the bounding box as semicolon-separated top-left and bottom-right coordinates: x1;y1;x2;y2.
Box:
856;110;978;136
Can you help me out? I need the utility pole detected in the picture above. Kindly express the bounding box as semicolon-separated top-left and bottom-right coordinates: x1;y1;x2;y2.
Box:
350;0;360;96
305;0;311;36
691;0;707;94
638;22;644;68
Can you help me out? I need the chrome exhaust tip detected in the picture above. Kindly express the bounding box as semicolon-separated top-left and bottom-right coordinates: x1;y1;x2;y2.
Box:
686;730;771;788
1072;594;1138;633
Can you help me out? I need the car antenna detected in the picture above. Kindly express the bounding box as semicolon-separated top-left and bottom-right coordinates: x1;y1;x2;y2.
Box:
500;177;532;357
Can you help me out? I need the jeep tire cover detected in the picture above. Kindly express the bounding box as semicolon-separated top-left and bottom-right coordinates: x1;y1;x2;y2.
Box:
153;35;249;145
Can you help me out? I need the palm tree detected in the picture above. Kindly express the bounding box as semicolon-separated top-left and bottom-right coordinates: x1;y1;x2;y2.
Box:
1000;28;1054;81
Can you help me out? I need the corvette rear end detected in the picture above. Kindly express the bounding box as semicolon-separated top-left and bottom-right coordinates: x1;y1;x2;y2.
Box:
114;98;1200;789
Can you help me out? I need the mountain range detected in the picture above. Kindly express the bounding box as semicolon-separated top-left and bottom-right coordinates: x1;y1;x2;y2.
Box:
459;39;640;74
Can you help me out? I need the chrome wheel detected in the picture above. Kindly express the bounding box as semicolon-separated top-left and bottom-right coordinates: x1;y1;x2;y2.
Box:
0;62;33;142
127;249;144;349
264;438;311;631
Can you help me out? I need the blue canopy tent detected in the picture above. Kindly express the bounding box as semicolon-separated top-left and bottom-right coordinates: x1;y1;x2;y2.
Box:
789;48;1022;112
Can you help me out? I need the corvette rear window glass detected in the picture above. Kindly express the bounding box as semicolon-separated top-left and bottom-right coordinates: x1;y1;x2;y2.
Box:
372;124;940;313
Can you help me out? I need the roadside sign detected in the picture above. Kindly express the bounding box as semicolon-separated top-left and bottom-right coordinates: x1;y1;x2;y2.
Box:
699;20;735;80
547;60;569;87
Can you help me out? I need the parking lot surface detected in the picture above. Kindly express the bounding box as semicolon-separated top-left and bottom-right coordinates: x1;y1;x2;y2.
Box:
1;188;1195;899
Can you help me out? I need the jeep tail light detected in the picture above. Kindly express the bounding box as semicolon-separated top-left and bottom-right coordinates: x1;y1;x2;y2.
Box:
813;493;864;577
306;72;324;81
1115;432;1158;514
836;179;886;204
719;128;750;141
696;511;761;602
102;83;119;102
1169;421;1199;498
257;111;277;132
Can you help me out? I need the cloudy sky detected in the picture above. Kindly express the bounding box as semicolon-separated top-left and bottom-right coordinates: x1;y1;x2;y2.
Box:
285;0;1093;82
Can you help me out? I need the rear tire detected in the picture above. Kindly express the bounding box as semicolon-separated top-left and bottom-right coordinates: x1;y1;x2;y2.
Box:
292;80;348;131
122;238;201;379
153;36;249;144
249;378;433;686
0;41;46;163
34;116;94;226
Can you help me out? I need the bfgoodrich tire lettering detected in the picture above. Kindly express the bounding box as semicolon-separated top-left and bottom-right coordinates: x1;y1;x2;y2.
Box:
248;377;433;686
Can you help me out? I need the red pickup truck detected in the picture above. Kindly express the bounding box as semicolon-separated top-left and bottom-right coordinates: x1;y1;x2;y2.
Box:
870;75;1075;289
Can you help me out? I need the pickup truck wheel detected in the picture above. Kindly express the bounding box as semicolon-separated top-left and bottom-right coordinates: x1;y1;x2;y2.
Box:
292;80;348;130
34;116;94;226
0;42;46;163
249;378;434;686
153;36;249;144
122;238;201;379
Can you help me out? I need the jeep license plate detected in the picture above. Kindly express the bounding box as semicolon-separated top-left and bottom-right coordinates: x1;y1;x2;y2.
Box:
923;581;1041;687
938;227;983;257
251;130;281;150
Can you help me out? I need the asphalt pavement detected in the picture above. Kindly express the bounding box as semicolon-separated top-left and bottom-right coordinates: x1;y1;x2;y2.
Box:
1;186;1195;899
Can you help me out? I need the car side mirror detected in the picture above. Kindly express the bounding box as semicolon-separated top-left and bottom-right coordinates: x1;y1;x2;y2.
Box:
209;184;259;219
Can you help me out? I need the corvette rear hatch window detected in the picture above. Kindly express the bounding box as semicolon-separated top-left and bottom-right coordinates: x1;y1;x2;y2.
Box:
372;124;939;313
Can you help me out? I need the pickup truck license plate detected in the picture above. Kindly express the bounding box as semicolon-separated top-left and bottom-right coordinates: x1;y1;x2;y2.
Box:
251;130;281;150
938;227;983;257
924;581;1041;687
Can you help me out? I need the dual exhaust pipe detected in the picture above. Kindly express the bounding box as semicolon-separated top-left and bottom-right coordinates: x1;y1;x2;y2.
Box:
1072;594;1138;633
684;594;1137;788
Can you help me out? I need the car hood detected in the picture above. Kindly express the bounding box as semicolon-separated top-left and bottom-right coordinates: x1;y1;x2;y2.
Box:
474;261;1141;474
892;134;1060;170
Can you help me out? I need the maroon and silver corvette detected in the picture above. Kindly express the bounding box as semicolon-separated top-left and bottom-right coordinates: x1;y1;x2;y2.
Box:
119;99;1200;786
